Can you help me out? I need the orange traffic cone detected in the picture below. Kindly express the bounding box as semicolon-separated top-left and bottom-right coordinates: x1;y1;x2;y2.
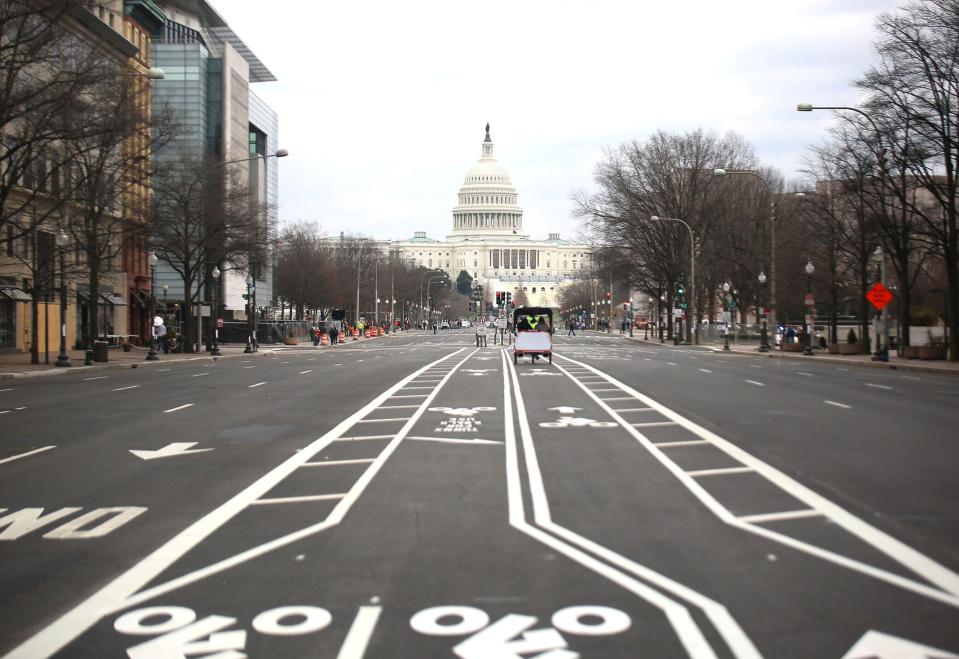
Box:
321;333;329;346
352;328;359;341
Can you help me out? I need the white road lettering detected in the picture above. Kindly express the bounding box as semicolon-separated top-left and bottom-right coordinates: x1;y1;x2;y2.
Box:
454;614;571;659
125;615;245;659
0;507;81;540
337;605;382;659
551;606;631;636
115;606;196;635
252;606;331;636
842;630;959;659
44;507;146;539
411;606;490;636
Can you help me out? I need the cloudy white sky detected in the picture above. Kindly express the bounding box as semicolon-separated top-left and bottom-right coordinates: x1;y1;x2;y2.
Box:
209;0;900;243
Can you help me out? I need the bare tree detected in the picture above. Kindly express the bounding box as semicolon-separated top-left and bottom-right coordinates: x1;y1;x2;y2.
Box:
857;0;959;359
150;153;265;351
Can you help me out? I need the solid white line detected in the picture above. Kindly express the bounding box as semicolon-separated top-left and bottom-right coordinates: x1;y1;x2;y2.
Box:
190;373;209;378
376;404;420;410
505;353;730;659
251;494;346;505
0;388;12;392
388;394;428;398
555;353;959;605
739;509;824;524
244;366;256;369
157;369;171;372
299;370;312;374
301;459;376;467
866;383;892;390
336;605;383;659
163;404;194;413
407;436;504;445
824;400;852;409
797;372;813;377
631;421;678;428
648;432;710;443
746;380;764;387
611;408;654;412
0;446;56;465
11;349;470;657
335;435;394;442
82;376;107;381
698;368;712;373
355;418;409;423
687;466;754;478
112;385;140;391
248;382;267;388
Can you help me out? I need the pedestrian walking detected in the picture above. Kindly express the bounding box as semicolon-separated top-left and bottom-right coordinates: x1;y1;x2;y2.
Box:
329;323;338;345
568;320;576;337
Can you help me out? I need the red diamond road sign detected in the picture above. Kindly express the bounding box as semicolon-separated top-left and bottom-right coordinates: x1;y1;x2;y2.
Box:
866;282;894;311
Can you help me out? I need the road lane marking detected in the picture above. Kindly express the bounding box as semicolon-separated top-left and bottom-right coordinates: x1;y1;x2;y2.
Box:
337;605;383;659
824;400;852;409
355;418;410;423
301;459;376;467
738;509;823;524
667;362;677;366
866;383;892;390
407;436;504;445
248;382;267;388
83;376;107;381
376;404;419;410
163;404;194;413
698;369;712;373
746;380;764;387
299;370;312;374
505;353;753;659
190;373;209;378
251;494;347;505
157;369;171;372
749;364;761;369
901;376;921;381
0;446;56;465
555;353;959;606
797;372;813;377
13;348;473;657
112;385;140;391
687;467;754;478
0;388;13;392
335;435;394;442
244;366;257;369
631;421;678;428
599;397;634;401
653;440;711;448
389;394;428;398
611;408;654;412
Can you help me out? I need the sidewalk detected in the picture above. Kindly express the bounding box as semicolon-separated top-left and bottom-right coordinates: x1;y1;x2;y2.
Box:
625;336;959;375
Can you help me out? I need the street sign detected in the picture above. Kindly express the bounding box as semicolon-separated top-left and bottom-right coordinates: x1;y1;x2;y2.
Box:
673;308;684;318
866;282;894;311
241;294;250;300
722;311;731;324
804;293;815;307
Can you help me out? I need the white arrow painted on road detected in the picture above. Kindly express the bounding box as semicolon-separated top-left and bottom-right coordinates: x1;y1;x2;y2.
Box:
548;406;581;415
129;442;214;461
842;630;959;659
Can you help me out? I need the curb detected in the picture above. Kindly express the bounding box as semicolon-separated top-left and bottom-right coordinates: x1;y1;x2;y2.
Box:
623;336;958;376
0;348;275;381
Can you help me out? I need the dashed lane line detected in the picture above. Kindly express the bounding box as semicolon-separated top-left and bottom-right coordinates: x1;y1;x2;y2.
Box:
82;376;107;381
824;400;852;409
248;382;267;388
251;494;347;506
0;446;56;465
112;385;140;391
163;404;194;413
190;373;209;378
746;380;764;387
866;383;892;390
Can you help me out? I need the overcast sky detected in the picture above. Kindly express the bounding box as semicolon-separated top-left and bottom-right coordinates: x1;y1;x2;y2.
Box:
208;0;901;243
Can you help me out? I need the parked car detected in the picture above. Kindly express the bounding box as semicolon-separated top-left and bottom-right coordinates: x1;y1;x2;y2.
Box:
439;322;450;330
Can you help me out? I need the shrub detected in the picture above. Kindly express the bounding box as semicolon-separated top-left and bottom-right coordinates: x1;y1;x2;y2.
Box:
847;329;858;344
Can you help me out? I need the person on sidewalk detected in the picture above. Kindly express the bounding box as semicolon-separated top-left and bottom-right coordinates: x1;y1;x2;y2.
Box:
568;320;576;337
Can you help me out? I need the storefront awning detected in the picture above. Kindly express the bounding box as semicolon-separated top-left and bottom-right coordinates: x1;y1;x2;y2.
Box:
102;293;127;306
0;287;32;301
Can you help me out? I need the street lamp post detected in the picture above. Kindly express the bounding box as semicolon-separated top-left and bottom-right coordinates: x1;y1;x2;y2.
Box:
650;215;696;344
722;282;731;351
804;260;815;356
758;271;769;352
244;274;254;353
147;252;159;360
55;230;71;367
211;266;221;356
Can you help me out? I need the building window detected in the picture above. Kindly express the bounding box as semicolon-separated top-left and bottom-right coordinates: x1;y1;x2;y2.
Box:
249;125;266;155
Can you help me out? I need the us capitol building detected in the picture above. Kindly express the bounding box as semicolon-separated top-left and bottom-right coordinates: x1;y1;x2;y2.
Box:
387;125;591;308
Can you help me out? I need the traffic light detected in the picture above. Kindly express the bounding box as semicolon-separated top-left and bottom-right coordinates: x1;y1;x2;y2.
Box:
606;291;611;301
506;291;512;306
496;291;502;307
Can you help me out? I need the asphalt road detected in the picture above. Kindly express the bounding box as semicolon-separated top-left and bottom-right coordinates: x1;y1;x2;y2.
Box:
1;329;957;658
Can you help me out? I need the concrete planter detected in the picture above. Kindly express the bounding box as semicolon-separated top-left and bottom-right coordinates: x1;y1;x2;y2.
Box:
827;344;840;355
902;345;920;359
838;343;861;355
283;336;299;345
782;342;804;352
918;346;946;360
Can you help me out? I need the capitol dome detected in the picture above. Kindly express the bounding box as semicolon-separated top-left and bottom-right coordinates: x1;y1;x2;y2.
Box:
450;124;526;239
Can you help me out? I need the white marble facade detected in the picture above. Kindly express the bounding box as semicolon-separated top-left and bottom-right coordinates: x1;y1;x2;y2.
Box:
389;126;590;307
